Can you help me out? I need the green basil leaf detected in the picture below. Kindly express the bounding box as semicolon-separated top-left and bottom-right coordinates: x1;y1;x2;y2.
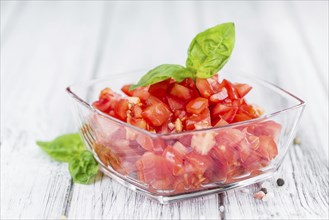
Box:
36;133;85;162
130;64;194;90
69;151;99;184
186;22;235;78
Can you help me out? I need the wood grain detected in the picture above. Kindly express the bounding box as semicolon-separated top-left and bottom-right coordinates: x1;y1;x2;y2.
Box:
1;1;328;219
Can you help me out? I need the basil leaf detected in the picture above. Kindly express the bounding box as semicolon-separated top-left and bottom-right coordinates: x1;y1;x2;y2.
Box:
36;133;85;162
186;22;235;78
69;151;99;184
130;64;194;90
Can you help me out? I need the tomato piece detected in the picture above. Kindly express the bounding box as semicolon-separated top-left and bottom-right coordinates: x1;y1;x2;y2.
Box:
212;103;232;116
185;152;213;175
185;108;211;130
93;98;111;113
215;128;244;148
191;132;216;155
128;118;147;130
213;117;229;127
247;121;281;141
186;97;209;114
121;84;134;96
136;152;173;190
180;78;196;89
145;95;164;106
207;78;222;93
132;87;150;101
148;79;170;99
234;83;252;98
166;95;186;111
209;88;228;103
136;134;165;153
196;78;213;98
142;102;171;127
221;107;238;123
256;136;278;160
170;83;193;100
114;99;129;121
131;104;143;118
233;113;252;122
163;146;185;176
221;79;239;100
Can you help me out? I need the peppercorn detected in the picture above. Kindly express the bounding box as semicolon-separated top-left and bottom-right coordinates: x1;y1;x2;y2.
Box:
277;178;285;186
293;137;301;145
260;187;268;194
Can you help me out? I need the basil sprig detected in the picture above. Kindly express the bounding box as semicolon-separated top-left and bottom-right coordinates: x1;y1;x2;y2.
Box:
131;22;235;89
37;133;99;184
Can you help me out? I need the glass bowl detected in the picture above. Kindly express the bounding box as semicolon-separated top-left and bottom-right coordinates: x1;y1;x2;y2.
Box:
66;70;305;204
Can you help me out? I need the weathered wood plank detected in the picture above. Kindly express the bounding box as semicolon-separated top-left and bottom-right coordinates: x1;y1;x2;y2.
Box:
1;1;106;219
195;1;328;219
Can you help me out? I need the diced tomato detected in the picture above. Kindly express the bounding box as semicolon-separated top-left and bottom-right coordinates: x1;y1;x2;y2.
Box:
93;98;112;113
212;103;233;116
114;99;129;121
148;79;170;99
233;113;252;122
128;118;147;130
186;97;209;114
163;146;185;176
180;78;196;89
136;152;173;190
247;120;281;141
170;83;193;100
256;135;278;160
207;78;222;93
185;108;211;130
185;151;213;175
221;107;238;123
215;128;244;148
131;104;143;118
142;102;171;127
209;88;228;102
132;87;150;101
213;117;229;127
191;132;216;155
221;79;239;100
121;84;134;96
145;95;164;106
234;83;252;98
166;95;186;111
196;78;213;98
136;134;165;153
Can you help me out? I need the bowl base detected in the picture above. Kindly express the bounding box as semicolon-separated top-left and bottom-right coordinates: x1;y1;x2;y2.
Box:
99;165;276;204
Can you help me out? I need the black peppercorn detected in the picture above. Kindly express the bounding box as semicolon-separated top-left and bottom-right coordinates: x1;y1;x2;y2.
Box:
260;187;268;194
277;178;285;186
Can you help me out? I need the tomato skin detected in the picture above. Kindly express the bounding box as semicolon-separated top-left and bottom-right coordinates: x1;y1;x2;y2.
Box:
132;87;150;101
222;79;239;100
185;108;211;130
234;83;252;98
162;146;185;176
196;78;213;98
142;102;171;127
114;99;129;121
148;79;170;99
166;95;186;111
136;152;173;190
185;152;213;175
121;84;134;96
170;83;193;100
186;97;209;114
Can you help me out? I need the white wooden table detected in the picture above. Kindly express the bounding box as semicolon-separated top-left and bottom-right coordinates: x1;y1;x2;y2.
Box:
1;1;328;219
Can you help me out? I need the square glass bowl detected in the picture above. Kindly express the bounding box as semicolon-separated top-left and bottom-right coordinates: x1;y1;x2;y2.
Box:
66;71;305;204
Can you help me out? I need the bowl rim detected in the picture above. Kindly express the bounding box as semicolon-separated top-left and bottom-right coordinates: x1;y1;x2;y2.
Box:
66;71;306;138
